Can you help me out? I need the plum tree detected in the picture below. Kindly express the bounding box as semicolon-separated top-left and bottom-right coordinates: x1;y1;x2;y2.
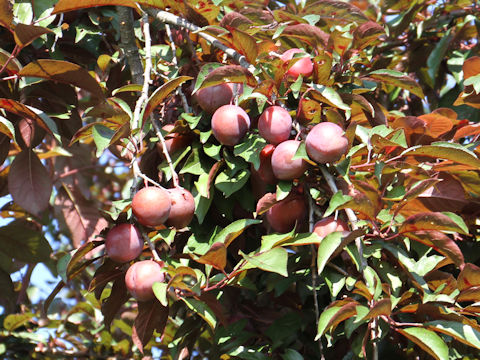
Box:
166;187;195;228
271;140;308;180
258;106;292;145
280;48;313;79
211;104;250;146
313;217;349;239
195;83;242;114
306;122;349;163
266;195;307;233
125;260;165;301
132;187;171;227
105;223;144;263
156;124;191;156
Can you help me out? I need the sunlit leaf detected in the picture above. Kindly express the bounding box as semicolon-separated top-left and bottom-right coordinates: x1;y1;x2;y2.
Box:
397;327;449;360
365;69;424;98
241;247;288;277
14;24;53;48
427;321;480;350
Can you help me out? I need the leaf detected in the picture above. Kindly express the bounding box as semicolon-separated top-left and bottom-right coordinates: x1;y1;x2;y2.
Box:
311;85;350;111
241;247;288;277
215;169;250;198
0;0;13;29
194;242;227;270
457;263;480;291
66;240;104;281
52;0;164;14
92;124;115;156
418;112;454;138
301;0;369;26
397;327;449;360
457;286;480;303
233;133;267;170
8;149;52;216
256;192;278;215
214;218;261;247
0;99;57;136
403;142;480;169
14;24;53;48
0;48;21;75
399;212;468;235
365;69;424;98
143;76;192;121
316;301;359;339
100;281;129;326
88;261;123;297
427;320;480;350
18;60;104;99
0;224;52;263
406;231;464;268
324;191;352;217
427;29;453;84
181;297;217;329
0;268;15;314
152;282;169;307
199;65;257;89
281;24;329;47
228;27;258;64
132;299;168;353
363;298;391;320
353;21;385;50
3;313;34;332
317;232;343;275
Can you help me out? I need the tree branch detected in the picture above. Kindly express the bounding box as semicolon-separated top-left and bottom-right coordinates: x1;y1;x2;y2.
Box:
146;9;256;74
116;6;144;85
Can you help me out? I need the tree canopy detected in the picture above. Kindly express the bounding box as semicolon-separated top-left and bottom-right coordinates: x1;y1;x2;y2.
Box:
0;0;480;359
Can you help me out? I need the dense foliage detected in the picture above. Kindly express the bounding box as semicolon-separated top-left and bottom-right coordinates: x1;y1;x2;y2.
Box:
0;0;480;359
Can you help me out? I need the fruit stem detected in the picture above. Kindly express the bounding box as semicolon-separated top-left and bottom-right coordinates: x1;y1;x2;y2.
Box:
151;118;180;188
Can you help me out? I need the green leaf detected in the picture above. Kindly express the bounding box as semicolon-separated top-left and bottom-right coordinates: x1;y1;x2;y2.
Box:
193;63;223;93
215;169;250;198
311;85;350;111
317;232;343;275
427;320;480;350
152;282;168;307
92;124;115;157
276;181;292;201
366;69;424;98
233;133;267;170
316;306;341;339
399;212;469;235
0;225;52;263
398;327;449;360
427;29;452;85
241;247;288;277
282;348;303;360
3;313;34;332
324;191;352;217
214;219;262;248
181;297;217;329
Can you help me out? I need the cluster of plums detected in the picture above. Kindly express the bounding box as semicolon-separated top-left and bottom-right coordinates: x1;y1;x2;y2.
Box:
105;186;195;301
104;48;349;302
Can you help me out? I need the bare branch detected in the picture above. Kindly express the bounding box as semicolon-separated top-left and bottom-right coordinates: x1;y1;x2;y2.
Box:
116;6;144;85
147;9;256;74
151;117;180;188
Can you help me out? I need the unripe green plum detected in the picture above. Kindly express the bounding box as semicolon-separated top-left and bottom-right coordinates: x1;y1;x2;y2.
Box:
280;48;313;79
105;223;144;263
132;187;171;227
125;260;165;301
166;187;195;229
271;140;308;180
266;195;307;233
211;104;250;146
313;217;349;239
258;106;292;145
306;122;348;163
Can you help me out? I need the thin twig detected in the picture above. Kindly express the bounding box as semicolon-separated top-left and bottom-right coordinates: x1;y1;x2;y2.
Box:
165;23;191;113
17;264;35;306
319;165;366;272
147;9;256;73
151;117;180;188
140;226;161;262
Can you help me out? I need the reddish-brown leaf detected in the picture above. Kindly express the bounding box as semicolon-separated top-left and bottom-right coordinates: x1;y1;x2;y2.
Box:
194;242;227;270
220;11;253;30
66;240;104;281
207;160;224;199
457;286;480;303
457;263;480;291
282;24;329;47
89;259;124;299
228;27;258;65
55;184;108;248
463;56;480;79
424;271;457;294
132;300;169;353
301;0;369;26
18;60;104;99
353;21;385;50
14;24;53;48
418;112;454;138
399;212;468;235
406;231;464;268
8;149;52;216
256;192;278;215
363;298;392;320
0;98;54;135
325;302;358;333
200;65;257;89
101;277;130;328
0;0;13;29
0;48;21;75
454;124;480;140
